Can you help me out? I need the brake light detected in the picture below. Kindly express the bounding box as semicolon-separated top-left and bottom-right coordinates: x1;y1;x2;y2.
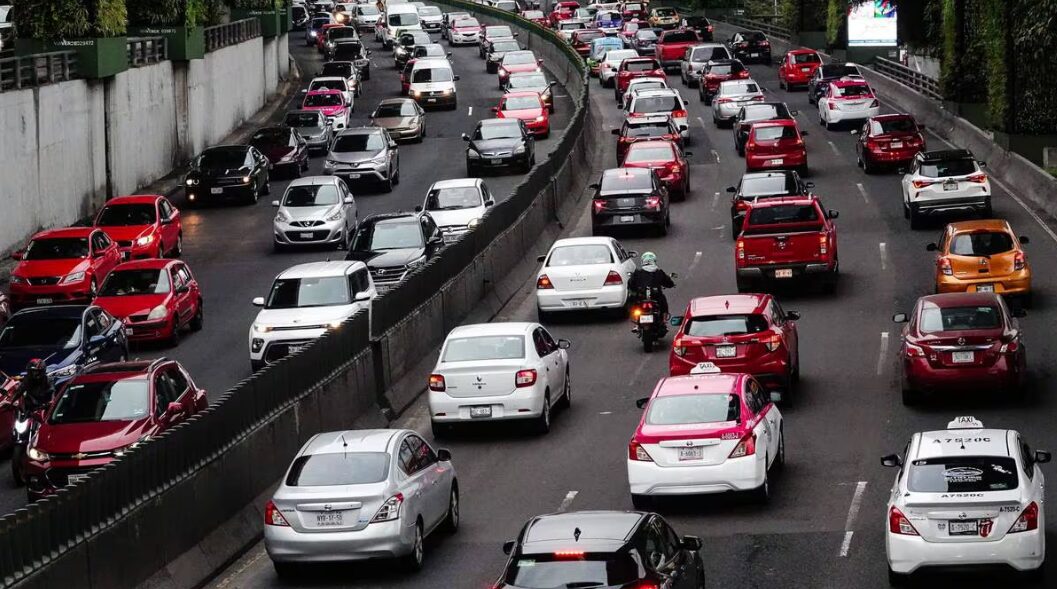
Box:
904;342;925;357
728;432;756;458
604;270;623;286
819;234;828;255
1014;251;1026;271
628;439;654;461
554;550;586;558
737;70;750;79
716;97;733;104
498;67;508;76
672;337;702;357
912;179;935;189
671;109;687;119
1009;502;1039;533
593;199;607;213
967;173;988;184
752;95;765;101
938;257;953;276
372;493;404;522
738;42;747;48
429;374;446;392
1000;336;1020;354
888;507;919;536
707;25;714;32
869;99;879;108
827;100;835;110
644;196;661;209
761;332;782;352
536;274;553;289
736;239;745;260
759;40;769;46
265;500;290;526
515;369;537;387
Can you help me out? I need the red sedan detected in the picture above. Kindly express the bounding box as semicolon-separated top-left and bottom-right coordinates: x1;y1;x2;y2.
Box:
94;194;182;261
548;1;579;27
745;120;808;175
669;294;800;400
615;57;665;98
571;29;605;58
498;50;543;88
777;49;822;90
622;139;692;200
494;91;550;138
8;227;122;309
854;113;927;173
94;258;203;347
23;359;207;501
895;292;1027;405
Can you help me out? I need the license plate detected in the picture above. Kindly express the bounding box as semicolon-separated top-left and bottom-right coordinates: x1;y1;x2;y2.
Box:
210;187;223;194
952;351;975;363
300;232;314;239
890;141;903;148
288;344;307;354
678;446;704;461
750;52;759;57
427;98;437;103
943;180;958;191
620;215;635;223
949;520;978;535
67;474;89;484
348;173;361;179
801;66;811;71
768;158;784;166
36;298;53;305
490;158;502;165
470;406;492;418
691;362;720;374
976;284;995;293
567;299;589;308
716;345;736;358
638;314;654;324
316;512;344;527
775;269;793;278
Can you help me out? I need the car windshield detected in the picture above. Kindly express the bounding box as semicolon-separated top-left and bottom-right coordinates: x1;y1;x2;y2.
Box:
597;11;619;20
285;452;390;486
625;120;671;137
753;125;798;141
690;46;725;61
358;5;378;14
720;81;759;95
443;335;525;362
266;276;351;309
493;41;521;53
606;50;637;64
333;133;385;152
625;60;658;72
508;73;547;89
707;63;742;75
304;93;343;107
908;456;1019;493
920;158;977;178
477;123;521;140
455;18;479;27
950;232;1014;256
625;3;643;10
655;7;676;16
310;79;346;92
357;221;424;250
600;170;652;191
312;17;330;27
627;80;666;94
100;269;171;296
630;95;680;114
285;112;324;128
427;187;481;210
740;174;799;197
503;96;541;110
547;244;613;266
793;52;821;64
834;83;871;97
329;28;357;40
199;148;248;168
412;67;453;83
872;117;917;134
24;237;89;260
252;128;293;147
647;393;740;425
635;30;657;41
97;204;156;226
418;45;445;57
504;52;537;65
376;102;418;117
746;204;820;227
283;184;341;207
49;379;151;424
919;305;1001;332
418;6;441;15
685;314;769;337
661;31;696;43
625;145;675;163
388;13;419;26
577;31;605;43
0;316;82;348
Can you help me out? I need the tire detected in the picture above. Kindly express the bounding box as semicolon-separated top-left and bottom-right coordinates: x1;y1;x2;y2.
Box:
536;307;551;323
11;446;25;487
246;182;259;205
251;360;265;372
382;174;394;193
442;485;460;533
262;174;271;195
901;386;917;406
887;567;910;587
431;420;454;439
774;429;786;471
631;494;654;511
190;302;204;332
168;315;181;348
170;233;183;257
736;276;752;293
642;335;654;353
401;521;424;572
556;370;572;409
908;207;923;230
273;562;299;579
861;153;875;174
753;468;770;503
533;394;552;434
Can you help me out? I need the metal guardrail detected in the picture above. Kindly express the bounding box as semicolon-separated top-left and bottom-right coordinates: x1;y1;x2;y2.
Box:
873;56;942;101
204;18;262;52
0;51;79;92
127;36;168;67
722;14;791;41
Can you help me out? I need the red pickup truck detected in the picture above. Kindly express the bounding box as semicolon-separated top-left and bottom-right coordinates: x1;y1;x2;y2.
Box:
654;28;699;70
735;197;839;293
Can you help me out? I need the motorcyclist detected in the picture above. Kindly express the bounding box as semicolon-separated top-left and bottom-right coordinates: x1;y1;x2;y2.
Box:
628;251;675;320
11;359;54;414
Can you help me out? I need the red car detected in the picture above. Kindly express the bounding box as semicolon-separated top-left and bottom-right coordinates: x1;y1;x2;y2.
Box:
854;113;927;173
777;49;822;90
621;139;691;200
617;20;642;46
669;294;800;399
622;3;647;21
498;50;543;88
94;259;203;347
571;29;605;58
548;1;580;27
735;197;839;293
23;359;208;501
615;57;664;98
400;58;417;94
745;120;808;175
494;91;550;138
317;23;345;52
894;292;1026;405
8;227;122;309
654;28;699;70
521;9;549;28
94;194;182;261
699;59;749;103
613;114;682;166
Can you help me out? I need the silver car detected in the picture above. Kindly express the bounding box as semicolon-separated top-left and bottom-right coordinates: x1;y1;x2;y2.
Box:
324;128;401;192
371;98;426;142
272;176;357;250
679;43;732;87
264;429;459;576
712;79;764;126
283;110;333;154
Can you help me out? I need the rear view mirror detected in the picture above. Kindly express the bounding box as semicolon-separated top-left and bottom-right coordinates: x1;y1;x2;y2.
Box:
589;182;600;189
978;160;987;167
354;291;371;301
453;75;461;81
849;129;858;135
669;272;679;279
271;200;281;207
892;313;908;323
785;311;800;321
725;186;736;193
800;130;809;136
414;205;423;212
491;107;499;113
635;397;649;409
485;198;495;207
925;243;937;251
165;401;183;416
10;250;24;261
536;254;546;263
769;391;782;404
461;133;471;141
805;182;815;189
827;209;838;219
611;128;620;135
790;110;799;116
1035;450;1051;464
683;151;693;157
252;297;265;307
343;196;354;205
881;454;902;468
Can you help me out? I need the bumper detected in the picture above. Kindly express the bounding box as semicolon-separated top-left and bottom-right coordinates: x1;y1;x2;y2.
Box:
450;33;479;45
274;222;347;246
325;165;389;183
669;354;790;388
421;22;443;31
9;285;92;308
714;103;744;120
737;262;836;280
469;152;531;170
887;529;1044;574
902;356;1020;392
305;136;329;151
627;454;764;495
827;106;881;123
909;193;991;216
537;284;627;311
27;457;113;500
123;318;175;342
265;518;416;563
523;118;549;136
936;273;1031;296
429;386;546;422
412;92;457;107
185;184;254;203
384;125;424;140
249;329;325;363
593;211;666;229
746;151;807;171
865;147;920;164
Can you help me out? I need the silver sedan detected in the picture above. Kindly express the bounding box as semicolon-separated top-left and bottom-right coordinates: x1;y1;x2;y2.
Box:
712;79;765;127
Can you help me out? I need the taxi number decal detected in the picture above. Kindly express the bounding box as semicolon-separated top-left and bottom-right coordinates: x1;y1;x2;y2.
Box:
1000;506;1021;513
931;437;991;444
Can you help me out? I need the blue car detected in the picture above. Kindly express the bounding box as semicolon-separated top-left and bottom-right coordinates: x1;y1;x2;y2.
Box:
0;305;128;386
587;37;625;75
595;10;623;34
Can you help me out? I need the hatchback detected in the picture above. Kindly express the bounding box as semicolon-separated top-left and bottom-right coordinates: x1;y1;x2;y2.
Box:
818;78;879;129
625;89;689;139
698;58;748;103
927;220;1031;302
621;140;692;200
777;48;822;89
615;57;664;100
95;259;203;346
854;113;927;173
324;128;400;192
712;79;765;126
94;194;182;260
0;305;128;384
8;227;122;308
493;91;550;138
272;176;357;250
745;120;808;175
498;50;543;89
590;167;670;235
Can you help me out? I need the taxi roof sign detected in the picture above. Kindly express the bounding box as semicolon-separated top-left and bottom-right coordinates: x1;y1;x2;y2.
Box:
947;416;984;430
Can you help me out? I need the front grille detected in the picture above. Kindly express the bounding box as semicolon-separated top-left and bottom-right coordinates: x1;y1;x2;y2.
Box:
271;324;328;331
46;467;99;488
422;90;447;97
117;240;133;248
285;230;330;242
51;450;112;461
264;339;313;364
212;177;247;187
370;266;407;285
290;220;324;228
128;313;150;323
27;277;60;286
481;151;513;157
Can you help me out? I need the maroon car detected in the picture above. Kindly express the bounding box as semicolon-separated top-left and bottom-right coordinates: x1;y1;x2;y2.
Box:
23;359;207;501
894;292;1026;405
854;113;926;173
249;126;310;178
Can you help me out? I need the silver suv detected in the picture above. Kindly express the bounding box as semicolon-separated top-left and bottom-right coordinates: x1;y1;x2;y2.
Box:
679;43;732;87
323;127;401;192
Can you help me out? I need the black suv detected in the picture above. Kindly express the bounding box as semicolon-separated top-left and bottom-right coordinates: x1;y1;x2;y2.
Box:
727;170;815;239
591;167;670;235
345;212;443;290
727;30;771;64
732;101;797;155
463;119;535;176
495;511;705;589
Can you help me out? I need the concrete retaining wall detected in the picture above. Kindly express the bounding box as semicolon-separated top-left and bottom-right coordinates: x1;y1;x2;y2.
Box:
187;37;269;155
106;62;179;196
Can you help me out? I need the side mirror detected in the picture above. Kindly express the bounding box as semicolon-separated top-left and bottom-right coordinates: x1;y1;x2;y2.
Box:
669;315;683;326
897;167;909;175
892;313;908;323
977;160;987;167
549;81;558;86
447;51;453;56
271;200;281;207
880;454;902;468
925;243;937;251
10;250;24;261
453;75;461;81
485;199;495;207
669;272;679;279
461;133;471;141
725;186;736;193
827;209;838;219
683;151;693;157
1035;450;1051;464
849;129;858;135
175;284;190;294
437;448;452;461
252;297;265;307
589;182;600;189
502;540;516;555
918;123;926;131
536;254;546;263
805;182;815;189
160;216;173;225
611;128;620;135
681;535;702;551
414;205;423;213
301;88;308;93
769;391;783;404
165;401;183;416
627;251;638;257
1012;308;1027;318
800;130;809;136
785;311;800;321
679;124;688;132
635;397;650;409
1020;235;1030;244
558;338;571;349
343;196;354;205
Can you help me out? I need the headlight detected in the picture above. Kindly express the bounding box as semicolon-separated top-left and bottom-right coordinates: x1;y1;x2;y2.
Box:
47;364;78;379
467;148;481;159
515;145;526;154
275;210;289;223
135;235;154;247
371;154;389;165
310;30;318;37
535;115;545;122
467;218;481;228
241;176;252;185
60;271;86;285
9;276;25;284
325;159;338;168
396;47;407;55
406;256;427;267
441;88;454;95
254;323;273;333
185;178;199;186
326;209;344;221
27;447;50;462
328;319;344;329
411;90;422;98
146;304;168;321
112;435;151;457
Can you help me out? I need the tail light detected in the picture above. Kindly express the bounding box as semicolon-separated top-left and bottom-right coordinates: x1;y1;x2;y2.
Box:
554;550;586;558
644;196;661;209
604;270;623;286
904;342;925;357
1009;501;1039;533
498;67;508;76
1000;336;1020;354
869;99;879;108
428;374;446;391
536;274;553;289
819;234;828;255
265;500;290;527
707;25;714;32
911;179;935;189
752;95;765;101
673;338;701;357
515;369;537;387
736;239;745;260
728;432;756;458
938;257;953;276
827;100;835;110
737;70;750;79
761;332;782;352
759;40;770;46
628;439;654;461
716;97;733;104
371;493;404;522
738;42;747;48
1014;251;1026;271
889;507;919;536
671;109;687;119
593;199;607;213
967;173;988;184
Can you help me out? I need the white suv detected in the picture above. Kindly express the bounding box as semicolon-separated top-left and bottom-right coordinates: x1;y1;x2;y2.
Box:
901;149;991;229
249;261;375;370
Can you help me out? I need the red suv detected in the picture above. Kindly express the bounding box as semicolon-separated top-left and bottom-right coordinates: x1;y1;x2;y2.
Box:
777;49;822;90
94;194;183;260
94;259;204;347
854;113;926;173
745;120;808;175
23;359;208;501
613;115;682;165
548;1;579;27
894;292;1026;405
8;227;122;309
669;294;800;400
621;140;692;200
615;57;664;100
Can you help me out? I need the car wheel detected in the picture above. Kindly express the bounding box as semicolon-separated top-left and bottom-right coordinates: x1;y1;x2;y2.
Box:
168;316;181;348
292;162;302;179
382;174;394;193
982;201;993;218
262;174;271;195
753;467;770;503
908;207;923;230
190;302;204;332
630;494;653;510
247;181;259;205
680;70;687;86
901;386;917;406
735;276;752;293
251;359;265;372
443;485;460;533
89;277;98;299
431;420;454;439
861;154;875;174
273;561;299;579
171;233;183;257
401;521;424;572
556;369;571;409
533;394;551;434
887;567;910;587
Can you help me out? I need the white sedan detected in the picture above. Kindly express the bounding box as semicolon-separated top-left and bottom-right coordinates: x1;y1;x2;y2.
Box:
599;49;638;88
535;237;637;321
428;322;571;437
818;78;880;129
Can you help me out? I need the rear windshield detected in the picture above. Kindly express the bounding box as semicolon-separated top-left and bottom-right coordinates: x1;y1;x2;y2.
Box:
376;101;418;117
793;52;821;64
706;62;743;75
871;117;917;135
919;305;1001;332
691;46;727;61
504;52;537;65
507;74;547;89
285;112;323;127
740;175;799;197
600;170;652;191
97;203;156;226
100;269;171;296
286;452;390;486
357;5;379;14
547;245;613;266
908;456;1019;493
654;7;676;16
746;204;821;227
309;79;348;94
752;125;798;141
820;64;860;78
950;232;1014;256
443;335;525;361
523;10;544;18
630;95;680;114
744;31;767;42
661;31;696;43
742;104;786;122
50;379;150;424
576;30;604;42
685;314;769;337
503;553;643;588
321;62;354;77
625;145;675;163
646;393;740;426
503;95;542;110
719;81;759;95
634;30;656;41
625;60;659;72
833;83;871;97
919;159;977;178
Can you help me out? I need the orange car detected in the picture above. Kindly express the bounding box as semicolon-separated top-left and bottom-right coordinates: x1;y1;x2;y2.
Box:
926;219;1032;303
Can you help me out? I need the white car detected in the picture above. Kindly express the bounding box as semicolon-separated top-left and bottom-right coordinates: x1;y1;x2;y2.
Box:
352;4;380;31
883;416;1049;584
307;76;354;111
428;322;571;437
249;261;375;370
272;177;357;250
379;3;422;48
625;89;689;139
421;178;495;243
901;149;992;229
556;20;587;42
712;79;764;126
535;236;637;320
619;76;668;108
408;58;459;109
818;77;880;129
416;5;444;31
599;49;638;88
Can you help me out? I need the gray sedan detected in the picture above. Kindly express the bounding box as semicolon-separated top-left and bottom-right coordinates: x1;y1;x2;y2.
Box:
712;79;765;127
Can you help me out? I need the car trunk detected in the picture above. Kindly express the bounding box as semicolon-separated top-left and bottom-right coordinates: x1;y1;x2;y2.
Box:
916;330;1003;369
639;422;744;468
834;97;872;112
676;328;776;364
545;263;615;291
275;481;388;533
950;253;1016;279
741;226;824;265
749;135;800;157
902;490;1025;543
598;192;655;214
440;360;524;398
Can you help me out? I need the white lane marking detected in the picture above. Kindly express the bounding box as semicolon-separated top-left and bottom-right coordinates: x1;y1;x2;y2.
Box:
856;182;869;203
839;481;868;557
711;192;720;209
876;332;889;375
213;546;267;589
711;149;721;164
553;93;569;98
599;411;612;415
697;116;707;132
827;140;841;156
879;242;887;271
557;491;579;512
687;251;703;278
467;106;472;116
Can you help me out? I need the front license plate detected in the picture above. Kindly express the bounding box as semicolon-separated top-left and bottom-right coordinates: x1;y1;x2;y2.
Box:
316;512;344;527
638;314;654;324
470;406;492;418
716;345;736;358
210;187;223;194
427;98;437;103
890;141;903;148
775;269;794;278
620;215;635;223
35;298;53;305
949;520;978;535
299;232;314;239
348;173;361;179
976;284;995;293
288;344;307;354
678;446;704;461
490;158;502;165
943;180;959;191
952;351;975;363
768;158;784;166
691;362;721;374
67;474;89;484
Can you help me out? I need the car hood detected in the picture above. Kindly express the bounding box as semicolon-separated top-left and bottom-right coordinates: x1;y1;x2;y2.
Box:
471;138;523;152
254;304;362;328
280;205;342;222
259;145;296;161
504;63;539;73
0;346;75;377
95;294;169;320
500;108;543;120
348;248;425;268
195;166;249;178
14;259;88;279
330;149;382;163
293;125;326;138
374;115;418;129
37;419;153;455
428;206;486;227
302;104;347;117
97;225;153;242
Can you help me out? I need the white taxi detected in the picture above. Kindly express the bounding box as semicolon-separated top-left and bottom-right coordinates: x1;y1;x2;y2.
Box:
882;416;1049;584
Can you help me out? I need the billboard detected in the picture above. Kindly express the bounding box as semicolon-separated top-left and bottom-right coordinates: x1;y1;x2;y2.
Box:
848;0;897;47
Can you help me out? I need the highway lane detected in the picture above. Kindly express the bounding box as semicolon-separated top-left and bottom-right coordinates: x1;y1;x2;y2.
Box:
209;42;1057;589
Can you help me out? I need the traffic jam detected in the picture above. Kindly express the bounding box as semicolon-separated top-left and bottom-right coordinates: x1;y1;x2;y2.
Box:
2;0;1053;587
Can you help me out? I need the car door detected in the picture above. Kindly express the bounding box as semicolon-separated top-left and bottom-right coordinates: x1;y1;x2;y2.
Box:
539;327;566;392
164;366;193;424
81;309;105;365
172;264;196;325
408;434;447;529
158;198;180;250
396;435;432;529
769;298;797;364
643;517;691;588
92;231;120;280
93;308;124;362
748;378;779;462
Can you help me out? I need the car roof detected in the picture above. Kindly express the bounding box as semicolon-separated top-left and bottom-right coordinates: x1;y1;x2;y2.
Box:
310;76;347;83
917;292;1001;309
602;167;651;178
689;294;769;316
11;305;89;319
946;219;1012;233
73;360;160;383
919;148;975;162
522;511;645;548
304;429;398;455
338;126;384;136
286;109;325;117
113;258;175;271
276;260;367;279
363;212;420;224
747;196;814;207
914;427;1011;460
286;175;344;188
378;97;417;106
447;322;534;337
871;113;914;122
430;177;480;189
479;118;520;127
306;88;344;95
656;373;744;396
830;78;869;88
412;57;452;68
633;88;678;98
552;236;616;250
503;91;543;100
105;194;162;205
33;226;96;239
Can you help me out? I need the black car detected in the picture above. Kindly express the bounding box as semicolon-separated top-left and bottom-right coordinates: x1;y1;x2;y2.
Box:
732;101;797;155
463;119;536;176
345;212;443;290
184;145;270;206
807;62;863;105
323;26;358;60
320;60;363;95
683;15;713;41
331;40;371;80
591;167;670;235
394;31;431;69
291;4;309;29
485;39;522;74
494;511;705;589
727;30;771;64
727;170;814;238
0;305;128;387
0;294;10;330
249;126;309;177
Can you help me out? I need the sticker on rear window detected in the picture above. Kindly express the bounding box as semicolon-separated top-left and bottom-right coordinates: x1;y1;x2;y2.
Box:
943;467;983;483
517;560;536;567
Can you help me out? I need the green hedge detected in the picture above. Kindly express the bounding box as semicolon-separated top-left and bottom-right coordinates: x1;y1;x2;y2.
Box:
127;0;217;27
824;0;843;48
226;0;280;8
14;0;127;39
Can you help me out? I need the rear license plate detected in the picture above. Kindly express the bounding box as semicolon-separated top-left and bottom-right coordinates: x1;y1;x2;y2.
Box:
943;180;959;191
620;215;635;223
976;284;995;293
775;269;794;278
567;299;589;308
316;512;344;527
210;187;223;194
949;520;978;535
801;66;811;71
952;351;975;363
470;406;492;418
768;158;783;166
716;345;736;358
300;232;314;239
638;314;654;324
67;474;89;484
691;362;721;374
750;52;759;58
35;298;53;305
890;141;903;148
678;446;704;461
490;158;502;164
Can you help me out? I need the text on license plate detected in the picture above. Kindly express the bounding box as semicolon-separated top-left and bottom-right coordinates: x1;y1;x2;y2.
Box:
716;345;736;358
36;298;53;305
943;180;959;191
288;344;307;354
490;158;502;164
976;284;994;293
678;446;704;461
68;474;89;484
952;351;975;363
638;314;654;324
775;269;794;278
566;299;589;308
470;406;492;418
316;512;344;527
768;158;783;165
300;232;315;239
890;141;903;148
210;187;223;194
948;520;978;535
427;98;437;103
620;215;635;223
348;173;361;179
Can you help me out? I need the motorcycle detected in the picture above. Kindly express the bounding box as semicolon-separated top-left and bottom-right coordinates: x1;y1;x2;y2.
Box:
629;272;678;353
0;373;45;487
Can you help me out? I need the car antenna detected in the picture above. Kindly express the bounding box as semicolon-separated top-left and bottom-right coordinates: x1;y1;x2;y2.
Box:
341;433;349;458
573;527;581;542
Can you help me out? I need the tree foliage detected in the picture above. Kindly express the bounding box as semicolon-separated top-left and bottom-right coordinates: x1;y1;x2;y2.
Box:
13;0;127;38
127;0;211;27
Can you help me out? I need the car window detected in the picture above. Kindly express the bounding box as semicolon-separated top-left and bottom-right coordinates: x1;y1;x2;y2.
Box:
167;367;190;399
643;520;676;571
409;434;436;470
154;373;175;416
907;456;1019;492
949;232;1014;256
443;335;525;362
546;244;614;266
95;309;112;330
646;393;739;425
49;378;151;424
532;328;550;357
684;314;768;337
1020;438;1035;479
744;381;761;414
83;312;102;339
